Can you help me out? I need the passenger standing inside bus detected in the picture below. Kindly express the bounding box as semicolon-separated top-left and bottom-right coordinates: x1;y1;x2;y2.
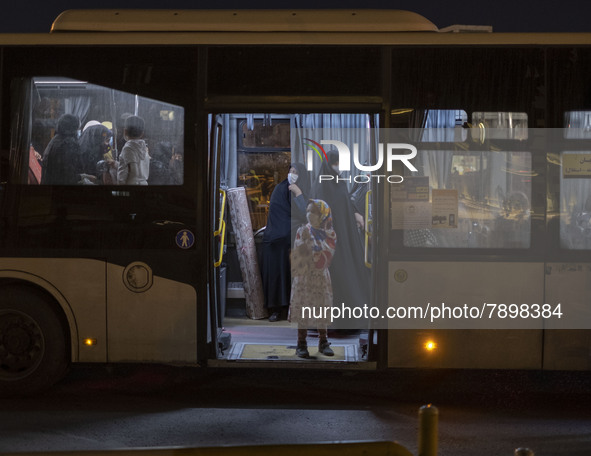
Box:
148;141;174;185
169;149;184;185
290;199;336;358
117;115;150;185
312;150;370;321
41;113;82;185
289;162;311;244
114;112;132;155
262;163;310;322
79;121;113;182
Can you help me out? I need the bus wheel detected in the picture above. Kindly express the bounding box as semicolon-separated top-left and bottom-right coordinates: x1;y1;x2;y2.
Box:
0;287;69;395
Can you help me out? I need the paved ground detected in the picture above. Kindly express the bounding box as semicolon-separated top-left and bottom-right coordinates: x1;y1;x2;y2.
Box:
1;365;590;456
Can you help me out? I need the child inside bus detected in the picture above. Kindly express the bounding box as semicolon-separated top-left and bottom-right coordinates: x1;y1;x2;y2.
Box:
289;199;337;358
117;115;150;185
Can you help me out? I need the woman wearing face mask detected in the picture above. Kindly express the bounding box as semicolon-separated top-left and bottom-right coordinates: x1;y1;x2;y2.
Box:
262;163;310;322
79;122;113;183
312;150;370;328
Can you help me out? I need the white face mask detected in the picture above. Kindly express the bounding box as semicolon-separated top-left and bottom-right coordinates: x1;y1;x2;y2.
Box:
288;173;298;185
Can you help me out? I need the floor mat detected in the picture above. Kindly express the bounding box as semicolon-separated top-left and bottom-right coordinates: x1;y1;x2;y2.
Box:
228;343;358;362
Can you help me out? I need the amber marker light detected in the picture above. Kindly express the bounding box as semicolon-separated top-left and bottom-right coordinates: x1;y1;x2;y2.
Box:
424;340;437;351
84;338;97;346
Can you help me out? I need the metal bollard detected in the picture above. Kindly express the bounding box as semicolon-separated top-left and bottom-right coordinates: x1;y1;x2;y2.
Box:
514;448;534;456
418;404;438;456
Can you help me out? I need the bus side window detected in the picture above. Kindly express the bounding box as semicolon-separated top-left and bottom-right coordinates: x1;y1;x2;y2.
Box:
560;151;591;250
402;150;532;249
14;77;185;186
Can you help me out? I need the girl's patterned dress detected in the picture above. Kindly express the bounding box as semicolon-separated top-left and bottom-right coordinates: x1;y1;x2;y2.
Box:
289;199;337;329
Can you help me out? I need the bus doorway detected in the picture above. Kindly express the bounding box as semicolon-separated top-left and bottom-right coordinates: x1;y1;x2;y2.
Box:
208;113;379;367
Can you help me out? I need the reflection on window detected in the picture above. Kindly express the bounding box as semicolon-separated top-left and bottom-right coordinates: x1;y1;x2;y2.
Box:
19;77;184;186
400;150;532;248
560;151;591;250
421;109;468;142
239;118;290;151
217;113;373;231
564;111;591;138
236;117;292;230
472;112;528;140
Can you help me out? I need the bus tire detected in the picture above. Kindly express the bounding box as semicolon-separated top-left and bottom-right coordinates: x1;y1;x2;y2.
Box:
0;285;69;396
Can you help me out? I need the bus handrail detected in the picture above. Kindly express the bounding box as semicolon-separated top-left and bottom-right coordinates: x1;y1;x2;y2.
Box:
214;220;226;268
364;189;372;269
213;189;227;268
214;189;226;237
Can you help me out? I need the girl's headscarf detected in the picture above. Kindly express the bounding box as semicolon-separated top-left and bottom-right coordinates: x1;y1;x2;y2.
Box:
307;199;336;269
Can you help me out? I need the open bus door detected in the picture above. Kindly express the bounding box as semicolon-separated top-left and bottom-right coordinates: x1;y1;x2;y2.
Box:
207;112;381;368
208;117;231;359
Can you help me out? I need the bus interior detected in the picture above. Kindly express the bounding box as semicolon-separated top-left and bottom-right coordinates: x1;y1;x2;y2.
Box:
211;113;378;364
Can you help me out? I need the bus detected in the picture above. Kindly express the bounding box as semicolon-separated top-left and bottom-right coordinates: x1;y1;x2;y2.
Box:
1;9;590;394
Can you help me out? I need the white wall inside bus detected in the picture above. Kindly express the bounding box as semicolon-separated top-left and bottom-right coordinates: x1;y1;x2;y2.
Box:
19;77;184;185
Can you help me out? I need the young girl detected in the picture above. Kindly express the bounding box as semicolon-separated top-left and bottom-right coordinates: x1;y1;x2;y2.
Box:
117;115;150;185
289;199;337;358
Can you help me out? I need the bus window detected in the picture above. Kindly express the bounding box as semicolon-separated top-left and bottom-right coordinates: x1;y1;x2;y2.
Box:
564;111;591;138
218;113;374;232
236;117;291;231
401;150;532;249
559;151;591;249
421;109;468;142
14;77;184;186
472;112;528;140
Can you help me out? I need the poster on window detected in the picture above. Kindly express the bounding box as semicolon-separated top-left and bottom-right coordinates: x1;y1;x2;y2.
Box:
563;153;591;178
391;176;431;229
431;189;458;228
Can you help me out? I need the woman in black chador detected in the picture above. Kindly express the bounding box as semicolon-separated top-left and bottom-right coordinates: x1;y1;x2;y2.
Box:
79;123;113;178
41;114;81;185
262;162;310;322
312;150;370;316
